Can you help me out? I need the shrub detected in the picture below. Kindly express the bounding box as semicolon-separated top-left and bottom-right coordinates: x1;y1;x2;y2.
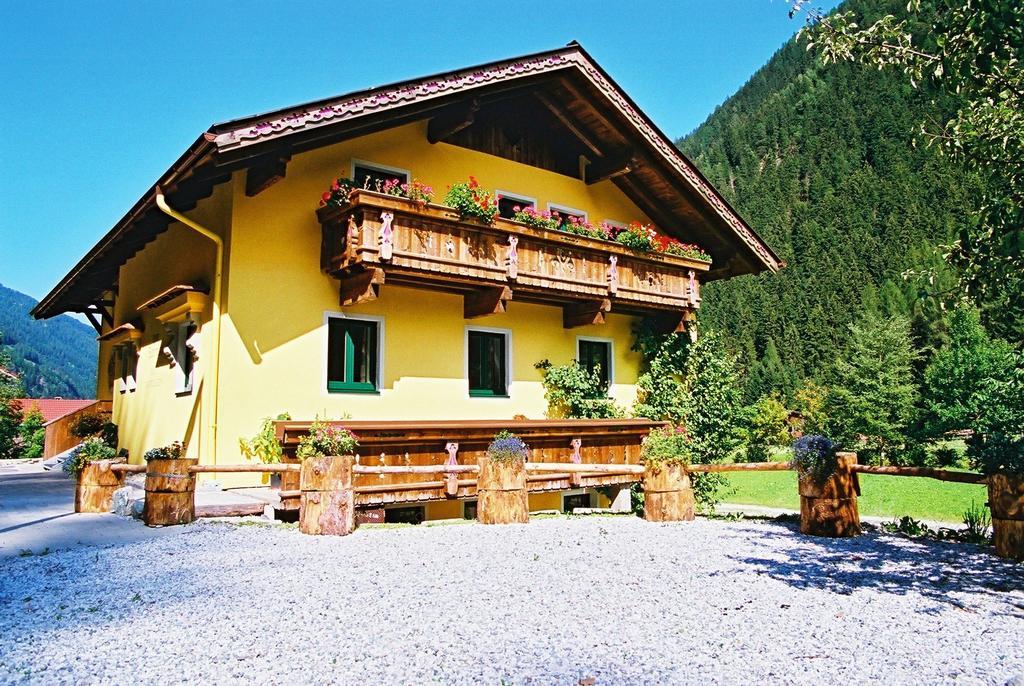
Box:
640;426;693;467
659;238;711;262
144;441;184;461
961;501;992;545
743;395;790;462
968;432;1024;476
18;408;45;459
534;359;623;419
296;419;359;459
486;431;528;463
63;437;117;478
932;445;964;468
70;412;107;439
614;222;657;252
791;434;837;483
239;413;291;464
443;176;498;224
512;206;560;231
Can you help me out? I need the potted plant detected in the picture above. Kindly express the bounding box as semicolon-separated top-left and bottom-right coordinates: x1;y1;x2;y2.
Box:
972;433;1024;560
239;413;292;487
64;437;122;513
443;176;498;224
791;434;860;537
477;431;529;524
142;441;198;527
639;426;694;522
296;419;359;459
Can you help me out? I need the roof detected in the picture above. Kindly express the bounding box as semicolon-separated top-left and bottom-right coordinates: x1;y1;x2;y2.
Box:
14;399;98;424
0;367;18;382
33;42;781;320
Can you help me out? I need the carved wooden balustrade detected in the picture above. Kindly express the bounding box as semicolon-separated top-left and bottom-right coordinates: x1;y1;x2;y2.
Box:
317;190;709;329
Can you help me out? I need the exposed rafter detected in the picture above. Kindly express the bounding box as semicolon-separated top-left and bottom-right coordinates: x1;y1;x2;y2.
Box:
245;151;291;197
427;98;479;144
586;147;635;185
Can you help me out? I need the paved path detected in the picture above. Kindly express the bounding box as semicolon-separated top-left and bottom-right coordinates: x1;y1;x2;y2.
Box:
0;462;180;559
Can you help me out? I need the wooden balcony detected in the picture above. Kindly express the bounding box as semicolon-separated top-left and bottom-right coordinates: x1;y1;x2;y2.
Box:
275;418;663;509
317;190;708;329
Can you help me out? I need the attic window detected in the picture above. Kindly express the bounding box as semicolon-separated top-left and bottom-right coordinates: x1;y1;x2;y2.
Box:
352;160;409;192
496;191;536;220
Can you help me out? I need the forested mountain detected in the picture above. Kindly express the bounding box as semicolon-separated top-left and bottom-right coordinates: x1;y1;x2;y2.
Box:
679;0;979;400
0;284;97;398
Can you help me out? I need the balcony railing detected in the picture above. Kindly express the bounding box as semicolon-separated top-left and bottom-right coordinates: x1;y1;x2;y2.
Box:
316;190;708;328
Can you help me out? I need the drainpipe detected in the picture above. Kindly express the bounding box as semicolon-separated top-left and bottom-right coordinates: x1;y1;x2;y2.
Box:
154;188;223;467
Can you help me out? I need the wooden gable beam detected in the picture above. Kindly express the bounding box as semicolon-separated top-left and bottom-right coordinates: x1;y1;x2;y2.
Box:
533;91;604;156
586;147;635;185
464;286;512;319
427;99;479;144
245;152;291;197
81;310;104;335
563;299;610;329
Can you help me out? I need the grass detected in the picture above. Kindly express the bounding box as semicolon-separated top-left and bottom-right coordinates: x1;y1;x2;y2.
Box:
722;470;987;523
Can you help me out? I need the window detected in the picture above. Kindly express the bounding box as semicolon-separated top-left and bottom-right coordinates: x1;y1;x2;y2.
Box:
174;322;196;395
352;160;409;191
577;337;612;392
563;491;591;512
548;203;587;229
462;500;478;520
385;506;424;524
114;344;138;394
467;328;509;397
496;191;536;220
327;316;380;393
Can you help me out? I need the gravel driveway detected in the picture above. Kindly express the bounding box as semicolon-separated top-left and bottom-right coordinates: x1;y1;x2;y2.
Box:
1;516;1022;685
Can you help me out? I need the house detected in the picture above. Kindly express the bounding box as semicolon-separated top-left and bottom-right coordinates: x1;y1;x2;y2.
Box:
12;398;110;458
32;43;780;519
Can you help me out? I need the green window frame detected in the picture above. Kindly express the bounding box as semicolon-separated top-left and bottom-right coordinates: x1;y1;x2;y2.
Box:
327;317;379;393
468;329;508;397
578;339;611;393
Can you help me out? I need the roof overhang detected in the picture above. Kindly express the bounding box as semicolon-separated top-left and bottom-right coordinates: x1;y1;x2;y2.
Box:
33;42;781;320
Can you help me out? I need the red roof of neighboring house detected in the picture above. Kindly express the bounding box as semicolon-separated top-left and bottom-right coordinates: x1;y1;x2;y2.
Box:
14;399;97;424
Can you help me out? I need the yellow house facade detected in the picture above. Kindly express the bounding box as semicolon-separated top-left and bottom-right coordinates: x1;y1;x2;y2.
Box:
34;44;780;518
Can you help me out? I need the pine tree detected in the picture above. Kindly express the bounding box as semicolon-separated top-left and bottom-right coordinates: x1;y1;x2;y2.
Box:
824;313;920;464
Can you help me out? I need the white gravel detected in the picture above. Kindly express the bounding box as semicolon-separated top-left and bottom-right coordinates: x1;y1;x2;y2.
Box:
1;516;1022;685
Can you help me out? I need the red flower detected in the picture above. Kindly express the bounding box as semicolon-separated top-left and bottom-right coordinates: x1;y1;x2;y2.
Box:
321;191;331;202
331;182;340;192
468;176;478;188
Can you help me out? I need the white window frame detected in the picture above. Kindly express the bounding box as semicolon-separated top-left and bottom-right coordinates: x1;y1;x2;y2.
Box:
495;190;537;216
547;202;588;222
350;159;411;188
602;219;627;231
322;311;385;396
173;322;196;396
576;336;615;388
464;325;512;399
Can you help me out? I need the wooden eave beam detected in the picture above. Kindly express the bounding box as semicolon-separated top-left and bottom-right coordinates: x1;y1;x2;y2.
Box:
81;310;104;335
464;285;512;319
586;147;635;185
533;91;604;156
338;268;385;307
245;152;291;197
427;99;479;144
563;299;611;329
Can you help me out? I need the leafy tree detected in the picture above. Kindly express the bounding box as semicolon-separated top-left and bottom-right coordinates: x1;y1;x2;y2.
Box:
743;395;791;462
793;0;1024;340
678;330;745;464
824;314;921;463
18;407;45;459
921;305;1016;435
794;379;829;436
0;335;24;459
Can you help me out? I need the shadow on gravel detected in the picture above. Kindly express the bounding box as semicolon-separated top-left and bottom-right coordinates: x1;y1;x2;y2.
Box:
726;522;1024;614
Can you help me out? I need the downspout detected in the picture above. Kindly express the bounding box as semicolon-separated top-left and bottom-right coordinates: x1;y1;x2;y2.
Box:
154;188;223;466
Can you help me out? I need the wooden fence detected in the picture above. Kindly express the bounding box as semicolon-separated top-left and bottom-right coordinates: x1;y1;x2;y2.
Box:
74;450;1021;561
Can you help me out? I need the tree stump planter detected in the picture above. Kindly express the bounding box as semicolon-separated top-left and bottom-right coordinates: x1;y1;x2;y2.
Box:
643;463;695;522
75;460;125;513
798;451;861;537
476;457;529;525
277;455;301;512
143;458;198;527
299;455;355;536
987;473;1024;561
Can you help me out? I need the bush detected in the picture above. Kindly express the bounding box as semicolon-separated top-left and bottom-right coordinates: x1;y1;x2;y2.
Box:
743;395;790;462
296;420;359;459
144;441;184;461
63;437;117;478
70;412;106;439
640;426;693;467
791;434;837;483
18;408;45;459
443;177;498;224
239;413;291;463
486;431;528;463
968;432;1024;476
535;359;623;419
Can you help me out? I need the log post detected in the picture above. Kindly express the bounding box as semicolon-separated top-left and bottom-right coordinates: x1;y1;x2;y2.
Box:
987;473;1024;561
143;458;198;527
75;460;125;513
643;463;695;522
476;456;529;525
277;455;302;512
798;451;861;537
299;455;355;536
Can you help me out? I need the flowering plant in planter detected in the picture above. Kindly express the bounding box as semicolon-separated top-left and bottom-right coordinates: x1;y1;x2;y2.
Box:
659;237;712;262
640;425;693;467
444;176;498;224
791;434;838;483
560;215;607;240
63;437;118;478
296;419;359;459
319;177;359;208
512;206;560;231
144;441;185;461
614;222;658;252
486;430;529;463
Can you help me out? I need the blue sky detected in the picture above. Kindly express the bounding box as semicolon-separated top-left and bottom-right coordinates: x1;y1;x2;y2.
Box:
0;0;839;303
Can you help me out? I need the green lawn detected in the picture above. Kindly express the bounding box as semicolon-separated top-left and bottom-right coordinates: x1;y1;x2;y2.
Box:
722;470;987;523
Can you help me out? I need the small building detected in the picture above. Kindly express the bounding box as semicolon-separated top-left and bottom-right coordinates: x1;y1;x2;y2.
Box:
32;44;779;518
12;398;109;458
